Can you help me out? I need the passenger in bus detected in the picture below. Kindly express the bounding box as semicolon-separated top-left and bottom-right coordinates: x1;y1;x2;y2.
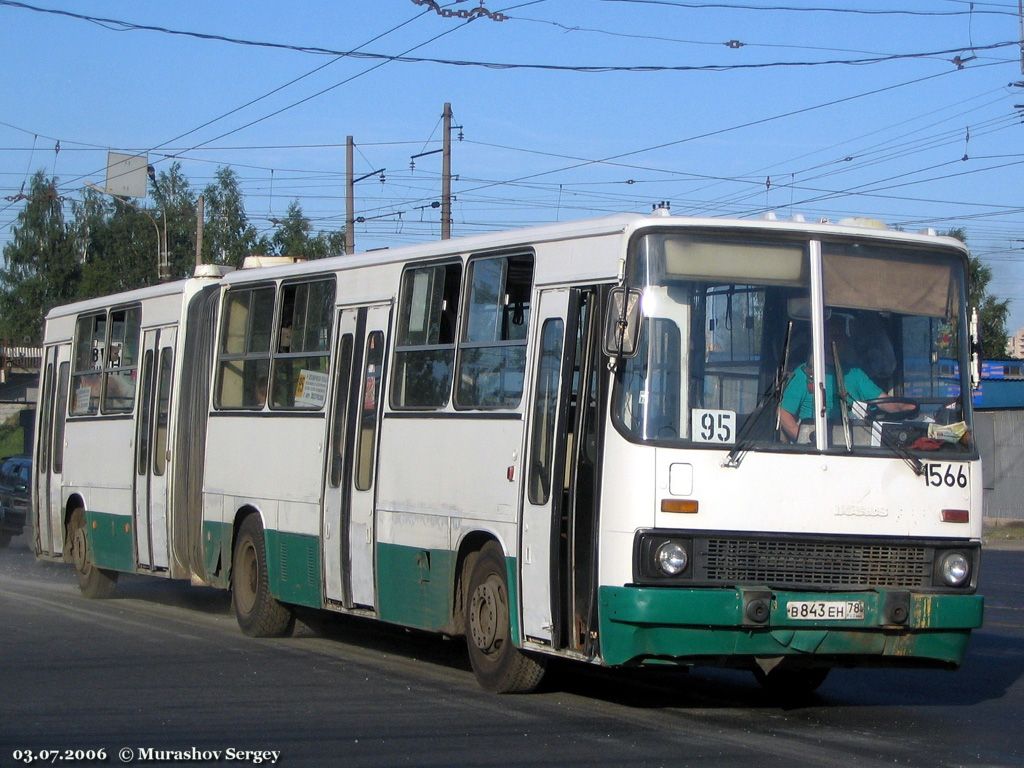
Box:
253;375;269;408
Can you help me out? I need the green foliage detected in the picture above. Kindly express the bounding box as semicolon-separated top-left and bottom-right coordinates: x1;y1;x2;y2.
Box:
272;200;312;258
944;228;1010;359
0;171;80;344
151;162;198;279
76;186;158;299
201;167;261;267
270;200;345;260
0;165;347;345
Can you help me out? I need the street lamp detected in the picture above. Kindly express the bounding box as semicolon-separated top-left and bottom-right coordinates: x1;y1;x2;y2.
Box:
84;180;167;283
146;165;170;281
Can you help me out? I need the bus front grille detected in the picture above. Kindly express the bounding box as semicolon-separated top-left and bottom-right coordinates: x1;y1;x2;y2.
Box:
700;537;932;589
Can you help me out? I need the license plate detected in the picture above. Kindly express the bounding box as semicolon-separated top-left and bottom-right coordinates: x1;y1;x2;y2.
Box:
786;600;865;621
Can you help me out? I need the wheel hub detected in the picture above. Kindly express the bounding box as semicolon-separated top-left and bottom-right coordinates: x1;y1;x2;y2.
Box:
235;541;258;614
72;526;90;575
469;576;503;654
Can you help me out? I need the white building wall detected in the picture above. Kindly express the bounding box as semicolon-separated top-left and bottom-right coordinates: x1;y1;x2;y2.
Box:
1005;327;1024;359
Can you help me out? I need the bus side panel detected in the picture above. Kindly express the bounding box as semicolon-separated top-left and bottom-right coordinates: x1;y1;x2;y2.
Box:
63;418;137;572
265;526;323;609
204;416;326;606
375;519;455;631
375;416;524;632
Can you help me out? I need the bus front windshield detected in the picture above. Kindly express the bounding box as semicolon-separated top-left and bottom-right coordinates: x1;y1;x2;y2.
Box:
611;231;974;458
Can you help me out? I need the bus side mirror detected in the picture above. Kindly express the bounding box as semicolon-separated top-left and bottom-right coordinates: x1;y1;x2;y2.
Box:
603;287;642;358
969;306;981;391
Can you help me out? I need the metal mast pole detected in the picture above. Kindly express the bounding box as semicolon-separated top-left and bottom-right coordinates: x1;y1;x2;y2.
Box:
346;135;355;255
441;102;452;240
195;194;204;267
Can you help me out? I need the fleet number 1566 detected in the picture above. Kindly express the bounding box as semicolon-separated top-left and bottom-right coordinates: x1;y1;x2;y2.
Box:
923;463;967;489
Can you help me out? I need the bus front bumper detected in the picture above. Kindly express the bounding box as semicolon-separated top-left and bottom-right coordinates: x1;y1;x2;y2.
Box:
597;585;984;668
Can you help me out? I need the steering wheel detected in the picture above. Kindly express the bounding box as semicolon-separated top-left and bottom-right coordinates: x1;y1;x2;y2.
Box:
863;397;919;423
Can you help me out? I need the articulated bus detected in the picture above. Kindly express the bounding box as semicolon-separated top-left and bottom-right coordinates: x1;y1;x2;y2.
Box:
33;212;984;694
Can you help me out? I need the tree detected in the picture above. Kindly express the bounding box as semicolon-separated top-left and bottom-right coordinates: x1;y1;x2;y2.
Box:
307;229;347;260
75;187;161;299
150;162;197;279
944;228;1009;359
201;167;260;267
271;201;312;258
0;171;80;344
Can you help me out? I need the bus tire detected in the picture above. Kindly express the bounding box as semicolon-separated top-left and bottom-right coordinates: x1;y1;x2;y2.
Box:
66;508;117;599
465;541;546;693
231;515;295;638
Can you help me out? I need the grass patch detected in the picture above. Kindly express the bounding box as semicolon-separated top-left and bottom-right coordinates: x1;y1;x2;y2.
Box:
983;520;1024;543
0;423;26;457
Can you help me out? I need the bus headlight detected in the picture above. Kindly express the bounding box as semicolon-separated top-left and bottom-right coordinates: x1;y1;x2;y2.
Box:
656;541;689;576
939;552;970;587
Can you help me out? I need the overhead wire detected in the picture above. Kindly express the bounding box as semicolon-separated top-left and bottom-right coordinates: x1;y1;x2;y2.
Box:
0;1;1016;74
598;0;1018;17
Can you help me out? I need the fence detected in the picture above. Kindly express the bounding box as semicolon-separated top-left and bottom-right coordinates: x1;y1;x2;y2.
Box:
976;409;1024;521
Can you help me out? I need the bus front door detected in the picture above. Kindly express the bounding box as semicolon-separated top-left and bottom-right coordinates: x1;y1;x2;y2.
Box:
521;289;570;645
34;344;71;557
133;328;176;570
521;287;601;654
323;304;390;610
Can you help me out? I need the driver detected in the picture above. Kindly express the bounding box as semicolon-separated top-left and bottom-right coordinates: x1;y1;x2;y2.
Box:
778;325;914;443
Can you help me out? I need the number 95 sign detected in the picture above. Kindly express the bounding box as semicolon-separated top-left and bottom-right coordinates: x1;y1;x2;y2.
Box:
691;409;736;445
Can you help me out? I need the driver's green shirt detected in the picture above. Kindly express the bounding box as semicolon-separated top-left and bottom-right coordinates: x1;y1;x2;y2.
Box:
780;364;883;420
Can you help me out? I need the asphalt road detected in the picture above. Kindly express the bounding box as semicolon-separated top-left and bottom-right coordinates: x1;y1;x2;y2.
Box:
1;532;1021;768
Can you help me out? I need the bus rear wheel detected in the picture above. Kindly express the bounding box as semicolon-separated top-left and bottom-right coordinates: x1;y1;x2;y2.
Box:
464;542;546;693
231;515;295;638
66;508;117;599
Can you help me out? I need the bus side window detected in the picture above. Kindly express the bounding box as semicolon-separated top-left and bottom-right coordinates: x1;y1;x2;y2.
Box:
70;312;106;416
329;334;354;488
391;262;461;409
528;318;564;504
102;306;141;414
355;331;385;491
456;253;534;409
270;279;335;410
215;286;275;409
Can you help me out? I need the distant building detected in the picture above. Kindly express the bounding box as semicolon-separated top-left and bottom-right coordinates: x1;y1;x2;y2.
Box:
1006;327;1024;359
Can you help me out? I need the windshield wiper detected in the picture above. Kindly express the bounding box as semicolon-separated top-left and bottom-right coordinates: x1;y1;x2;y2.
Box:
866;409;925;476
832;340;853;452
832;341;923;475
724;321;793;468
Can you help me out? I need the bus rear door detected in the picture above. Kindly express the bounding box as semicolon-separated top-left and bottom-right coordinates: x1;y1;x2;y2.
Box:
134;327;176;570
34;344;71;557
323;304;390;610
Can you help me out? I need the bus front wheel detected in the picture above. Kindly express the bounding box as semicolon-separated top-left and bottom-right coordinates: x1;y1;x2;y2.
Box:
231;515;295;638
753;663;829;700
66;508;117;599
464;541;546;693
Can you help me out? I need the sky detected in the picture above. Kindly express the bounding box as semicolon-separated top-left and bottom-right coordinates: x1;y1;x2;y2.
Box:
1;0;1022;333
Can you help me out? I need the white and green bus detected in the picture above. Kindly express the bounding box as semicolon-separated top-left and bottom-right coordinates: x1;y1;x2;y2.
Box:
33;211;984;694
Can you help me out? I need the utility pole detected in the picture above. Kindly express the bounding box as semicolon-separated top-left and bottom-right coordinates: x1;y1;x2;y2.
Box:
441;102;452;240
195;194;204;267
409;103;459;241
346;136;355;255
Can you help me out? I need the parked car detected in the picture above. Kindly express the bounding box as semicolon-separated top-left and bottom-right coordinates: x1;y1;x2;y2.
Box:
0;455;30;548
